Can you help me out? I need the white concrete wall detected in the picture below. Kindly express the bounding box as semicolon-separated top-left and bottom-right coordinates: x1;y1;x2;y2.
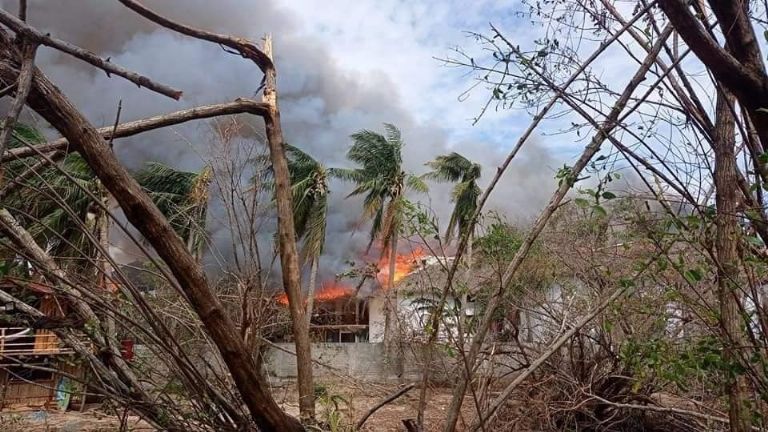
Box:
368;291;463;342
368;296;386;343
264;342;452;381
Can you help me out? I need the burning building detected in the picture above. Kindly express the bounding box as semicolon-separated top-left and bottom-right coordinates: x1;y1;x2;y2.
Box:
277;282;368;343
274;247;467;344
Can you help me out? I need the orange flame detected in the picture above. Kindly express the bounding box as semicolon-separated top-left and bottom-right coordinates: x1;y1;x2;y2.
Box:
376;247;426;289
276;281;353;306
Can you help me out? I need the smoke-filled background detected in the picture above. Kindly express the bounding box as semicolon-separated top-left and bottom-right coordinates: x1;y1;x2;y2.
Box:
1;0;568;284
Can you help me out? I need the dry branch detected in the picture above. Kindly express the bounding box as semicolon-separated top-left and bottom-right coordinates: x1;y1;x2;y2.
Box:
0;8;182;99
117;0;273;71
2;99;269;162
355;383;416;430
0;39;35;160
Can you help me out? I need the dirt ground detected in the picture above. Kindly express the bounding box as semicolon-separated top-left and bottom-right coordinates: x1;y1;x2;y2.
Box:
0;406;153;431
275;382;472;431
0;384;472;431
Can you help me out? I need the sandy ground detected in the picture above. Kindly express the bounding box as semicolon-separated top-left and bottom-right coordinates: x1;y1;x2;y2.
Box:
0;384;470;431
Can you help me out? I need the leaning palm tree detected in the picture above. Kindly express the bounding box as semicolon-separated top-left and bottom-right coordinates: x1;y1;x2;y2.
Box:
336;123;427;363
3;124;212;268
423;152;482;244
284;145;332;326
424;152;482;333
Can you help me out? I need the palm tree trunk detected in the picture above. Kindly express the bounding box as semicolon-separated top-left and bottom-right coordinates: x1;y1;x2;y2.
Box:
713;89;751;432
305;256;319;329
384;234;404;378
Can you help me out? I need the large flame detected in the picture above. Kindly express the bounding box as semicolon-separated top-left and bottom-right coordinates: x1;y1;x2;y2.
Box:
376;247;426;289
276;281;353;306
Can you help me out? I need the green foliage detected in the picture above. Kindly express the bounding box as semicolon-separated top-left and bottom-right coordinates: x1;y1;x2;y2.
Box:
620;336;735;393
475;216;523;264
135;162;211;253
400;199;439;240
285;145;331;263
2;124;212;267
335;123;426;251
423;151;481;243
3;148;103;262
314;384;351;432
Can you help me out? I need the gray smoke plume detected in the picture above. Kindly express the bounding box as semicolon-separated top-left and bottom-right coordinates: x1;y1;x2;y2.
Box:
1;0;562;283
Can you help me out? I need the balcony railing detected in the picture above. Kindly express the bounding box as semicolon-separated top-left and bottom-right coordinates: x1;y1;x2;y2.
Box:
0;327;74;356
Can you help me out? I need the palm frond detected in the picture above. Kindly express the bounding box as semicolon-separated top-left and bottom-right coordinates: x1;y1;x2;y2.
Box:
423;152;482;243
406;174;429;194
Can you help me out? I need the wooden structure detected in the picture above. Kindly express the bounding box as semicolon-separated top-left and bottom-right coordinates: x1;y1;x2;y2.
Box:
309;296;369;343
0;278;83;410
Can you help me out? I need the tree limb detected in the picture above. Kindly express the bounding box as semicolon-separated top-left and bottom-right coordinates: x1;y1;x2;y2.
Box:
656;0;766;102
0;9;182;99
117;0;273;72
2;99;269;162
0;39;36;161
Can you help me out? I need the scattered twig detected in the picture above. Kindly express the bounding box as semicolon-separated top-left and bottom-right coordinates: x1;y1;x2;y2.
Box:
108;100;123;151
0;81;16;97
588;394;763;431
355;383;416;430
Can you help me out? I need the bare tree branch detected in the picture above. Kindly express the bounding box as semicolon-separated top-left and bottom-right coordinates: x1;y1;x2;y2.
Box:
117;0;273;72
2;99;269;162
0;8;182;99
0;39;35;161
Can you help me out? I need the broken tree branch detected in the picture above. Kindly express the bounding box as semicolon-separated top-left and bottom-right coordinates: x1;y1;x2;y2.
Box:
2;99;269;162
0;9;182;99
117;0;273;72
0;39;36;161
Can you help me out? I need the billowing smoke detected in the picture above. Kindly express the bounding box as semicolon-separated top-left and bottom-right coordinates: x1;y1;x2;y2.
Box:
1;0;561;282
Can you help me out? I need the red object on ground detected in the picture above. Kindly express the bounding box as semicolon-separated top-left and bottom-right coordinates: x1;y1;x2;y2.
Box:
120;339;134;361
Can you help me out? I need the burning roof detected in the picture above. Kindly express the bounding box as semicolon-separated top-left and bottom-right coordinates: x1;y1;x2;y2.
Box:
375;247;427;288
275;281;354;306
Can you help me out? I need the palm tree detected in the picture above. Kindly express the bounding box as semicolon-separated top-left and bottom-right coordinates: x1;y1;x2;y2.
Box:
135;162;212;261
3;124;212;268
424;152;482;334
284;145;331;327
336;123;427;364
423;152;482;244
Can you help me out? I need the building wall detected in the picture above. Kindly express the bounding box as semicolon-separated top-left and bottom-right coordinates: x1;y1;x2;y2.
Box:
264;342;526;382
265;342;454;382
368;297;386;343
368;292;462;343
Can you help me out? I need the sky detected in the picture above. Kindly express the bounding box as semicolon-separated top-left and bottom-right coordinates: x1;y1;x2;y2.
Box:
275;0;531;148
